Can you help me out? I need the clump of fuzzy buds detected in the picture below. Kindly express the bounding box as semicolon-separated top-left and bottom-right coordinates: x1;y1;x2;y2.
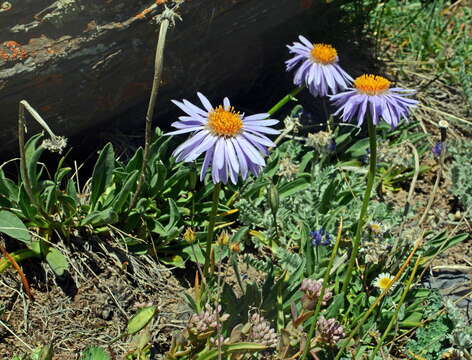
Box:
300;279;332;310
248;313;278;348
277;157;300;181
316;316;345;346
187;304;229;338
306;131;335;154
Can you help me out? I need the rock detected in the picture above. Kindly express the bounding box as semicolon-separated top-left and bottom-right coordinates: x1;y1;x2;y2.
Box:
422;269;472;323
0;0;311;152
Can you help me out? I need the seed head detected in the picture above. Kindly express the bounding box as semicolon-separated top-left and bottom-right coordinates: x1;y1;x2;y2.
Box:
300;279;332;310
187;304;229;338
248;313;278;348
306;131;334;154
42;135;67;154
316;316;345;346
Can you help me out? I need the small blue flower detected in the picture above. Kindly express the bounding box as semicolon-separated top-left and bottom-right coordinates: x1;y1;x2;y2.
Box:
432;141;444;158
310;229;332;246
327;139;336;153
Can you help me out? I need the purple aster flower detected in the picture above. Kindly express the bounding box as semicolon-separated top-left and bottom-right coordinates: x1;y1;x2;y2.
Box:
285;36;352;97
310;229;331;246
165;93;280;185
330;74;418;128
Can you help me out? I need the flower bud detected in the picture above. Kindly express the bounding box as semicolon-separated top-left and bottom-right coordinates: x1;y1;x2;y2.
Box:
316;316;344;346
217;230;230;246
230;243;241;253
183;228;196;244
268;183;279;215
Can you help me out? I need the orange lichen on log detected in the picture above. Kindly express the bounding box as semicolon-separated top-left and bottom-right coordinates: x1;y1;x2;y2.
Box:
40;105;53;112
1;40;29;61
300;0;313;9
135;7;152;19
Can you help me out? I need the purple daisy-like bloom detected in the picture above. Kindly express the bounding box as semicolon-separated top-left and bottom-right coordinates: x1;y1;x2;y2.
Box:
285;36;352;97
165;93;280;185
330;74;418;128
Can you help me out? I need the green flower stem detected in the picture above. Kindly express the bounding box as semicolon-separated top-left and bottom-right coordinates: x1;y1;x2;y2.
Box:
368;255;421;360
341;117;377;299
268;86;304;116
301;219;344;360
203;183;221;278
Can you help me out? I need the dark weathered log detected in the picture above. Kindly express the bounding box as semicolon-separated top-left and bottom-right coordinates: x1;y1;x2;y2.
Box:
0;0;311;152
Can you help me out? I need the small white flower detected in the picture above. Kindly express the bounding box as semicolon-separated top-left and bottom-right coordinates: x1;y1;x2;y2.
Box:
368;221;383;235
373;273;395;292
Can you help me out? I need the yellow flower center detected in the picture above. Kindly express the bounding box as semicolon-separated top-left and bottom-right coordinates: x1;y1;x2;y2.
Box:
369;223;382;234
310;44;338;64
378;277;392;289
207;105;243;137
354;74;391;95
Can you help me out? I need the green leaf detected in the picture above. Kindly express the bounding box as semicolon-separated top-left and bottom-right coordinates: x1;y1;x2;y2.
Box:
299;152;314;173
44;185;57;213
319;179;339;214
345;137;369;157
167;199;181;228
278;175;310;200
112;170;139;213
325;294;345;319
80;347;111;360
81;208;118;227
302;224;314;276
264;153;280;178
163;168;191;193
39;344;54;360
0;169;18;201
197;343;267;360
24;133;45;189
45;247;69;276
18;184;38;220
422;232;469;260
150;162;168;195
126;147;143;173
183;244;206;264
0;210;31;243
90;143;115;210
127;306;157;335
160;255;186;268
54;167;71;185
66;179;78;201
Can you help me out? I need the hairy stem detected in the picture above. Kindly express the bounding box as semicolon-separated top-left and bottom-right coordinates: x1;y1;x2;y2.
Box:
129;17;170;210
341;117;377;298
203;183;221;277
268;86;304;116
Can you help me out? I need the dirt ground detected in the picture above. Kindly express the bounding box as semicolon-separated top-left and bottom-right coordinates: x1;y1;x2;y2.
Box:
0;245;191;358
